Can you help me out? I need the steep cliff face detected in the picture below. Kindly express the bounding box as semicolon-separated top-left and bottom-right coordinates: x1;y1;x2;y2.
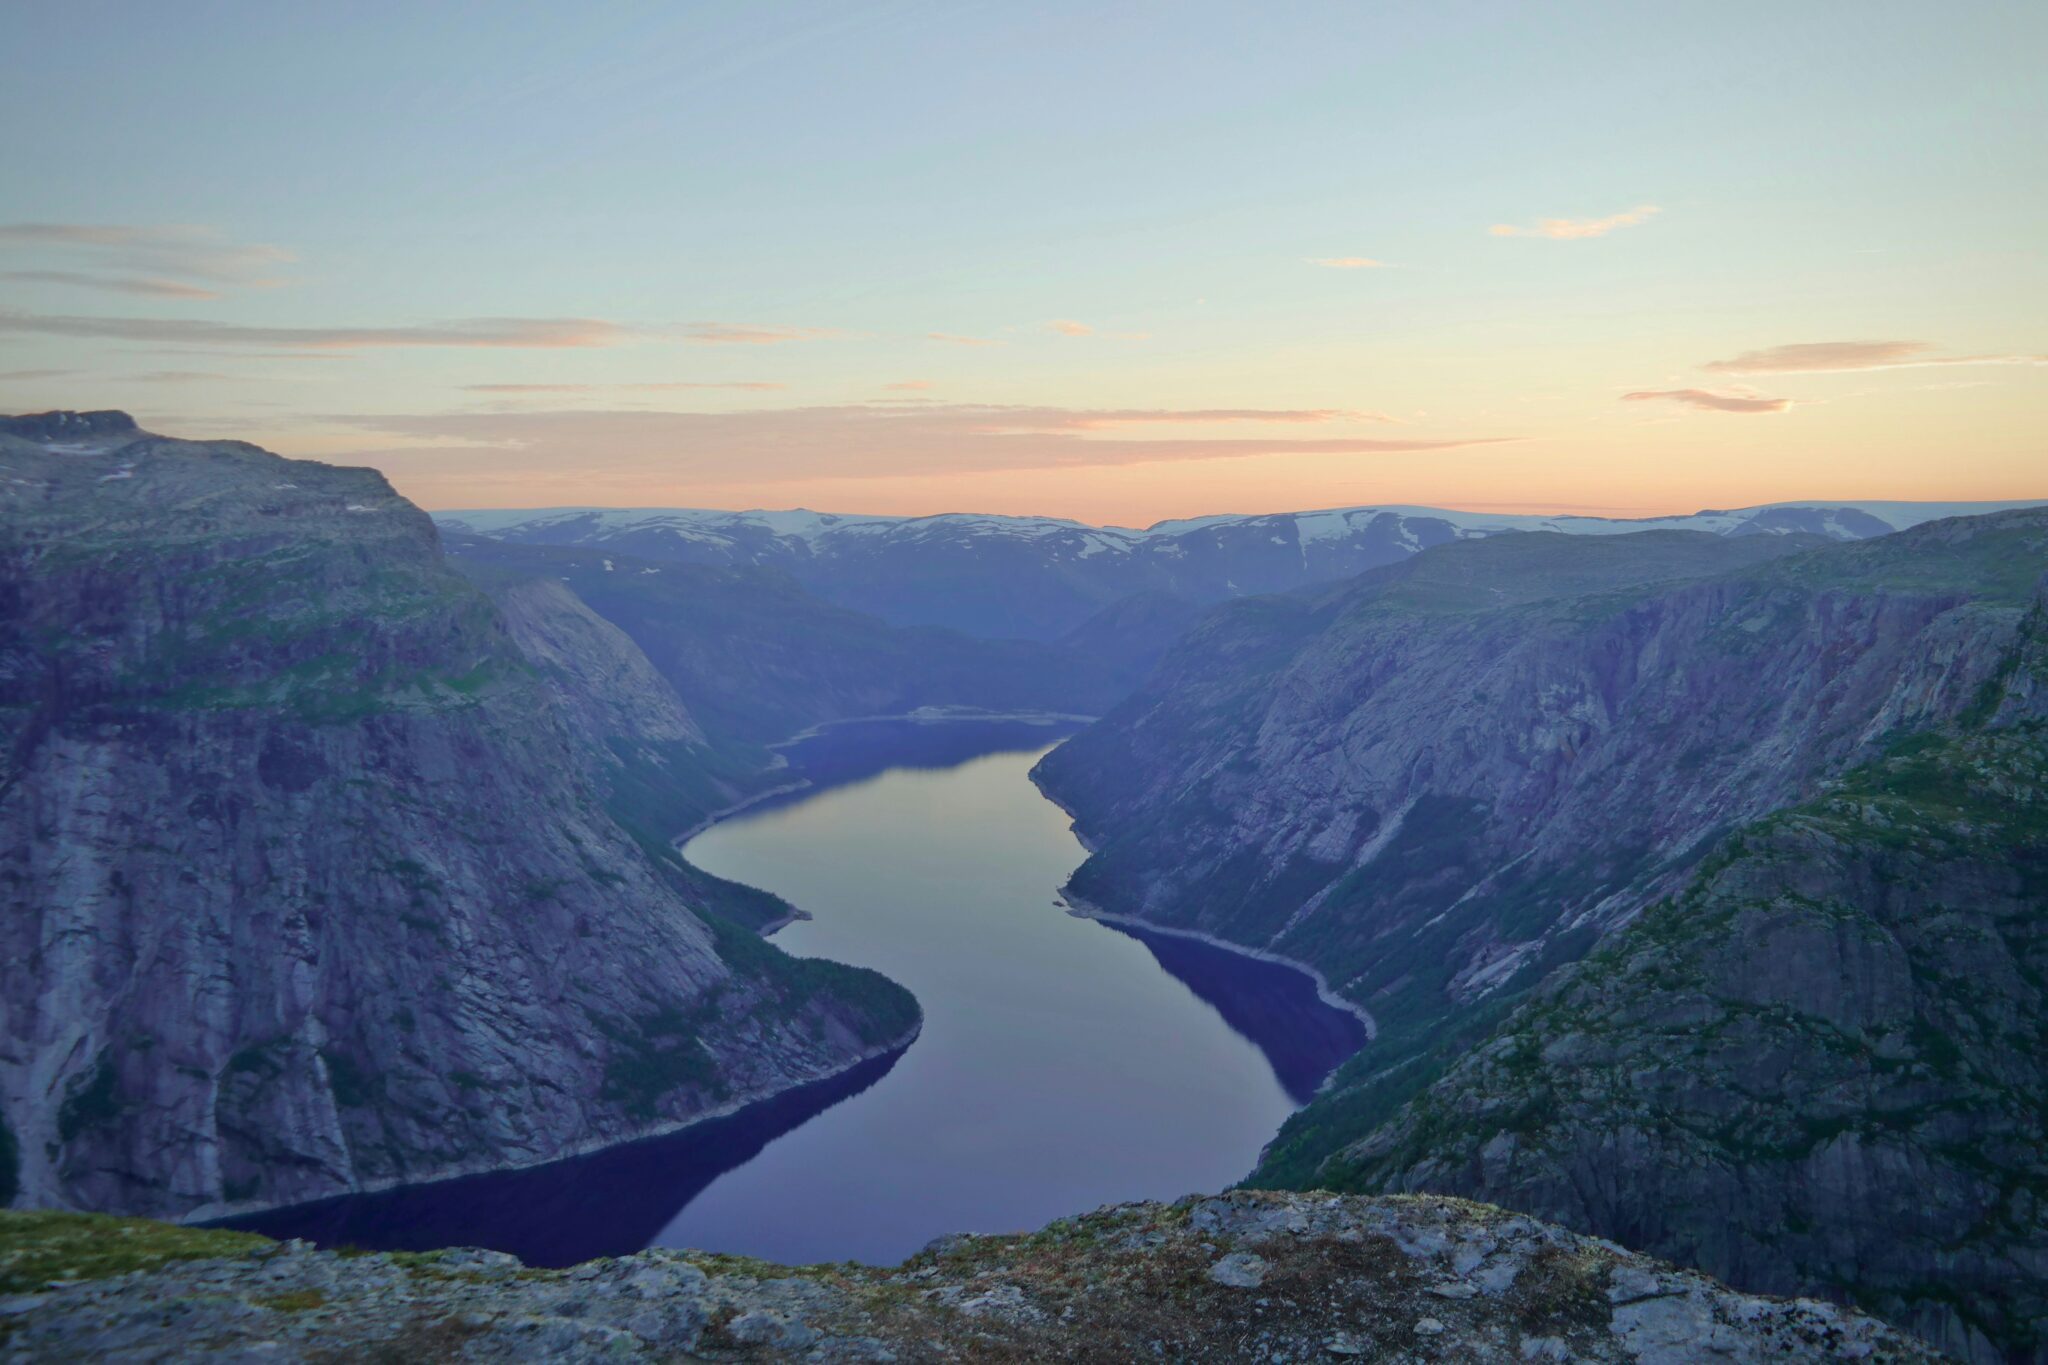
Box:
1035;511;2048;1361
1338;718;2048;1364
0;415;916;1222
444;535;1121;746
1036;515;2045;1167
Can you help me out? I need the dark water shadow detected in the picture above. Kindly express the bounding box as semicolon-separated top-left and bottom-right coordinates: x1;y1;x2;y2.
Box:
218;717;1368;1264
1100;923;1368;1104
218;1047;903;1266
756;716;1087;810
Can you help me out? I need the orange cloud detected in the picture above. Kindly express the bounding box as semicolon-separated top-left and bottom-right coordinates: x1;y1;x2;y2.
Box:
334;403;1512;485
0;269;220;299
0;222;291;288
885;380;934;390
1308;257;1389;269
1050;407;1396;429
682;322;840;345
0;309;633;350
1701;340;2048;374
1622;388;1791;414
462;381;786;393
1049;319;1094;336
1490;205;1660;239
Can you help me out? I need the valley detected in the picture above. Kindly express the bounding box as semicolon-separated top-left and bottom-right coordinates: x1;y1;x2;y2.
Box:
2;411;2043;1362
229;716;1367;1267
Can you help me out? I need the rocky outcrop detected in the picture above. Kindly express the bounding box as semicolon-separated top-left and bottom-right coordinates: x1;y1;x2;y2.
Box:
0;417;916;1223
1035;515;2047;1358
1335;723;2048;1363
0;1191;1941;1361
1036;517;2047;1181
487;576;705;752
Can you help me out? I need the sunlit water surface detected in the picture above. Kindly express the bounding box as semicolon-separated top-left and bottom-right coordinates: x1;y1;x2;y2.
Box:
230;719;1364;1266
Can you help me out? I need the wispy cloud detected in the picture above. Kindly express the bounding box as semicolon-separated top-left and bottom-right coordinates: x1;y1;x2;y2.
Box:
0;368;74;381
462;381;787;393
128;370;235;383
1048;320;1095;336
0;269;220;300
1701;340;2048;374
885;380;934;391
0;308;634;350
927;331;1001;346
1622;388;1791;414
1050;407;1398;429
1490;205;1660;240
0;223;292;292
682;322;839;345
1308;257;1389;269
123;348;352;362
333;403;1512;488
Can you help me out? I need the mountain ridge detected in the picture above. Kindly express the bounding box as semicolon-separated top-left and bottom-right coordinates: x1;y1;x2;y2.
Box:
1031;507;2048;1360
438;496;2044;641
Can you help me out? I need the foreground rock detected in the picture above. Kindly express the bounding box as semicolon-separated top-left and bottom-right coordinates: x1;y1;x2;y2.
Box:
0;1192;1939;1361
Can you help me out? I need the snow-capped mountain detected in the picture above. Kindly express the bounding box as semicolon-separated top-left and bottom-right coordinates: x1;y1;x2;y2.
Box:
435;499;2043;640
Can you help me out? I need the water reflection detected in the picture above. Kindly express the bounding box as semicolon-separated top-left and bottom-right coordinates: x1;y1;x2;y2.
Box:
227;717;1366;1266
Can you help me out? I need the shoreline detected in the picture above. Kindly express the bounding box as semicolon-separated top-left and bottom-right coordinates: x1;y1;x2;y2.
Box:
1059;893;1378;1038
199;714;1068;1229
1027;768;1100;853
192;1019;923;1230
765;705;1099;753
673;707;1101;854
1027;765;1375;1037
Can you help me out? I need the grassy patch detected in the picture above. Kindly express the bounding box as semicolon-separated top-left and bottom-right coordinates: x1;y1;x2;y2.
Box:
0;1210;271;1293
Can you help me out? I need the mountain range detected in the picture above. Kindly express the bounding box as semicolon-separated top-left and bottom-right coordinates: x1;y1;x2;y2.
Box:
1034;507;2048;1361
5;410;2044;1361
438;498;2042;641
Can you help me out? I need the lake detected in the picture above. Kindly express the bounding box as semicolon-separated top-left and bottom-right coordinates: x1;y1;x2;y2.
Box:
230;717;1366;1266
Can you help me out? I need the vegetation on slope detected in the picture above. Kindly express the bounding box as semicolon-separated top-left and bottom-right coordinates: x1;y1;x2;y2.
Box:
1311;720;2048;1359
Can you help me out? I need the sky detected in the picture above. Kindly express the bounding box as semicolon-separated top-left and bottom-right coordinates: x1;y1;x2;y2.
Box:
1;0;2043;525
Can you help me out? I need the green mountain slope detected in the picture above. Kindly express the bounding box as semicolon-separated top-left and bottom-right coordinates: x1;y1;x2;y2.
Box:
1329;712;2048;1362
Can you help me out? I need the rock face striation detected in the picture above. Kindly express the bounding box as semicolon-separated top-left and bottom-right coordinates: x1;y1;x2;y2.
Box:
1040;519;2041;1062
0;414;917;1222
1034;511;2048;1360
0;1191;1941;1362
1341;724;2048;1363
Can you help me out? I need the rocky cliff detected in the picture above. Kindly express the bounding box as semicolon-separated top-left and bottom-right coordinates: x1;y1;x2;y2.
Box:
1336;721;2048;1363
1039;516;2043;1118
0;1191;1939;1361
444;534;1122;749
0;413;917;1222
1033;512;2047;1358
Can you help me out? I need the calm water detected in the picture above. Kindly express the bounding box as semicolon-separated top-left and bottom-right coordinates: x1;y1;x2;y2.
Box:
231;718;1365;1265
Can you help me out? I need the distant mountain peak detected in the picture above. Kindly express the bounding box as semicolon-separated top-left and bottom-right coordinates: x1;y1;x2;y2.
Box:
434;497;2048;641
0;409;140;442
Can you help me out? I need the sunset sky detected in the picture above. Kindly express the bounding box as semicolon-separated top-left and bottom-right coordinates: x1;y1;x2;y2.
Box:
2;0;2042;524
